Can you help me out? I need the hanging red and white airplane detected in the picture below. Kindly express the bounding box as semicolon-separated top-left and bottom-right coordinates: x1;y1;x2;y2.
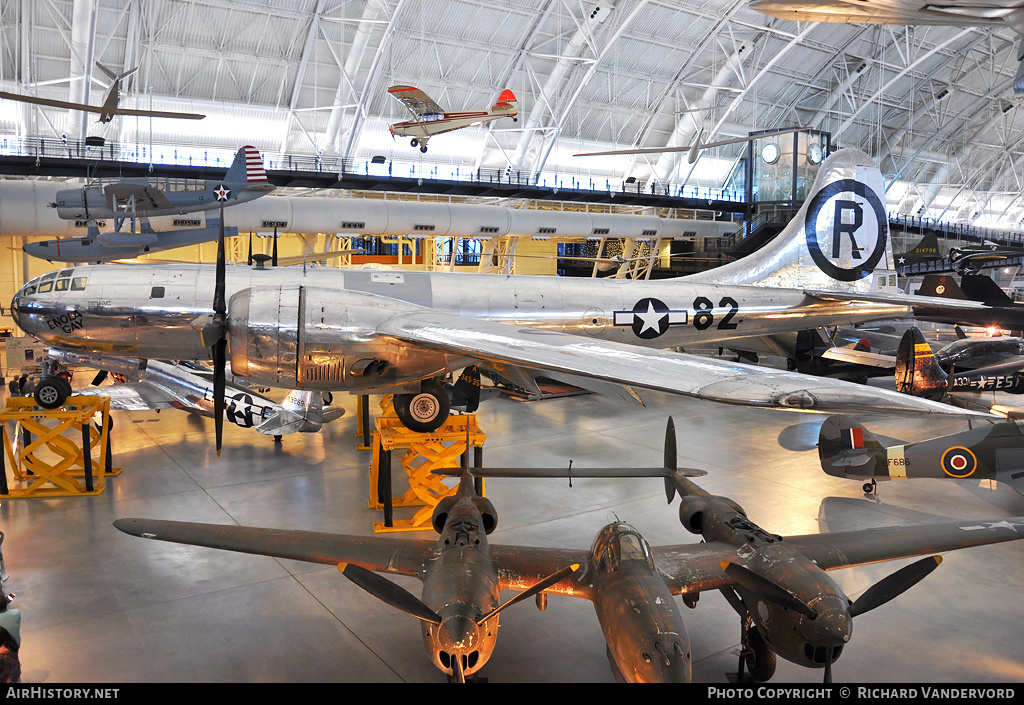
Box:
387;85;518;153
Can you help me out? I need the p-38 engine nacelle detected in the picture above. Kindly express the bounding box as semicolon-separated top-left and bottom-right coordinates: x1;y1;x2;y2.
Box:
677;494;747;537
227;285;455;391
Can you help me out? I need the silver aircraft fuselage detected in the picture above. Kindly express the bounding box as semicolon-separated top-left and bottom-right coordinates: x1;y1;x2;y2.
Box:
10;263;907;394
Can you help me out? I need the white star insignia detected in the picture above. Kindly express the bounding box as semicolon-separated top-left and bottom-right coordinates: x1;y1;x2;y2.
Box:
634;301;667;335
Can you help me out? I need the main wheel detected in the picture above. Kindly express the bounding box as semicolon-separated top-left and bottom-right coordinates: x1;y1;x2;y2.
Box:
34;377;68;410
410;138;419;147
394;379;450;433
419;144;428;153
743;627;777;682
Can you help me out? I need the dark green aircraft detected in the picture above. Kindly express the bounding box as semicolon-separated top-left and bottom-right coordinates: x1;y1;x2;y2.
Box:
114;420;1024;683
819;413;1024;496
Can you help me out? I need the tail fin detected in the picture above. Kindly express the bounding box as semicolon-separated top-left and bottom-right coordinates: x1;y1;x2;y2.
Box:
256;390;343;436
686;148;893;292
896;232;941;265
493;89;518;116
894;327;948;399
961;274;1016;307
223;145;269;185
817;414;885;480
918;274;967;300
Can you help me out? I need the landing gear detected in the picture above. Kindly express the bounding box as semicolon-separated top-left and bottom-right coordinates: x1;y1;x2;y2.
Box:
410;138;419;147
740;621;777;683
863;478;877;495
420;144;428;153
33;376;71;410
394;379;450;433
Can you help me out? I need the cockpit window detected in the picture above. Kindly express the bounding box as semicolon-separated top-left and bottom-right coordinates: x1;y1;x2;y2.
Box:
59;269;74;277
54;278;70;291
40;272;56;281
618;533;649;563
37;281;53;293
70;277;87;291
23;285;36;296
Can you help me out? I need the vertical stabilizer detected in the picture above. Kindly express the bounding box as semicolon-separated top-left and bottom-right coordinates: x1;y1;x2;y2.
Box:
222;145;269;185
687;148;894;293
894;327;948;399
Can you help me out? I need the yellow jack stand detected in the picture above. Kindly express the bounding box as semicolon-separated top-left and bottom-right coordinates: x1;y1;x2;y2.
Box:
369;398;485;533
0;396;119;498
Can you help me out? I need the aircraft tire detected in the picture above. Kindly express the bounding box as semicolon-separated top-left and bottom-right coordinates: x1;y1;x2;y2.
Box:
394;379;449;433
743;628;777;682
34;377;68;410
420;144;428;153
410;138;419;147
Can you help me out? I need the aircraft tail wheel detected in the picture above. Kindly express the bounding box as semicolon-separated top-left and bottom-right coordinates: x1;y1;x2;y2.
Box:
322;391;334;405
743;627;777;682
34;377;69;410
863;478;877;495
420;144;428;153
394;379;450;433
410;138;418;147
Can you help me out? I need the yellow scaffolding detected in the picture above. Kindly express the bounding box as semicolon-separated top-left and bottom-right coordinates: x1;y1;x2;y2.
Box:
368;398;485;533
0;396;118;498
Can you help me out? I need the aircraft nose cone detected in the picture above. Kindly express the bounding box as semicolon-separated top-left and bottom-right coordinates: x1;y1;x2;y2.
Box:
9;294;20;327
810;595;853;646
438;613;478;653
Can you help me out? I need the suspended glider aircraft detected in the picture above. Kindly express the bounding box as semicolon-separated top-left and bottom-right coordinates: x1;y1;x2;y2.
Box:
387;86;518;153
24;146;273;263
114;418;1024;682
748;0;1024;95
11;149;995;452
37;349;342;440
574;126;813;164
0;63;205;124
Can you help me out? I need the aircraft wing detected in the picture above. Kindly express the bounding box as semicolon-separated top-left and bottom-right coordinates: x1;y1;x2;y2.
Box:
113;519;434;576
819;346;895;368
73;381;190;411
104;183;176;210
646;516;1024;595
387;86;445;119
804;288;990;312
573;127;811;157
747;0;1009;25
0;91;104;114
113;107;206;120
375;310;991;417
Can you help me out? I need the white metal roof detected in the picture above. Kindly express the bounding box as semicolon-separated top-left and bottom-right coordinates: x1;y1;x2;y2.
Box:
1;0;1023;226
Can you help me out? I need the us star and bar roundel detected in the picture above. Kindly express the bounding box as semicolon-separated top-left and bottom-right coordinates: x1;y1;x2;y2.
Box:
613;297;687;340
804;178;887;282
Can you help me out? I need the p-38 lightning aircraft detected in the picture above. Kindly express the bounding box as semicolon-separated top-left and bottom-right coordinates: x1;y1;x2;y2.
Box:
0;63;205;124
10;148;992;451
387;86;518;153
113;418;1024;682
40;349;342;440
24;146;274;263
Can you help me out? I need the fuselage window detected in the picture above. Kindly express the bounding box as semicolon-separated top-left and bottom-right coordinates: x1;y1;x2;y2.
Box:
70;277;88;291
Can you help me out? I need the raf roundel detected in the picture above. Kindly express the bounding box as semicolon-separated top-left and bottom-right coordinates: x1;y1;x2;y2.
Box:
804;178;887;282
941;446;978;478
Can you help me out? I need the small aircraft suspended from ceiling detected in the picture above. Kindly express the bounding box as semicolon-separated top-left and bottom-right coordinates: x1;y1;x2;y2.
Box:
387;86;518;153
0;63;205;124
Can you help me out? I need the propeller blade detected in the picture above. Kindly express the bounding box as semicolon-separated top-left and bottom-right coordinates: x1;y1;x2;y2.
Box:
664;417;677;503
247;230;252;266
476;563;580;625
451;651;465;683
213;208;227;456
848;555;942;618
337;562;442;625
272;226;278;267
823;647;833;684
721;561;818;620
91;370;108;386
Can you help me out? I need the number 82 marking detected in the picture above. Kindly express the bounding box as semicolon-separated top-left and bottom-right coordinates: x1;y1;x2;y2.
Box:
692;296;739;331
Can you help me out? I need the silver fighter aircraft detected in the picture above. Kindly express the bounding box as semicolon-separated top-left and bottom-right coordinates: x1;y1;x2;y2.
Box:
45;349;342;440
9;148;990;449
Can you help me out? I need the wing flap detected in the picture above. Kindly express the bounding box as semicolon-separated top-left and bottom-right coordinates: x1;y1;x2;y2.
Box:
377;310;991;417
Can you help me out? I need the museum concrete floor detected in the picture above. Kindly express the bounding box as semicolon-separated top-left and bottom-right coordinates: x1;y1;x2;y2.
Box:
2;380;1023;684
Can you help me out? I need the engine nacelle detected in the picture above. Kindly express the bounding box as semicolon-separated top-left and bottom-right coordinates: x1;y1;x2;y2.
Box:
431;495;498;535
678;495;747;537
227;285;455;390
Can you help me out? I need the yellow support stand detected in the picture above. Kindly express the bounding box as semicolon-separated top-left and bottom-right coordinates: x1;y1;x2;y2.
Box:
369;397;485;533
0;396;119;498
